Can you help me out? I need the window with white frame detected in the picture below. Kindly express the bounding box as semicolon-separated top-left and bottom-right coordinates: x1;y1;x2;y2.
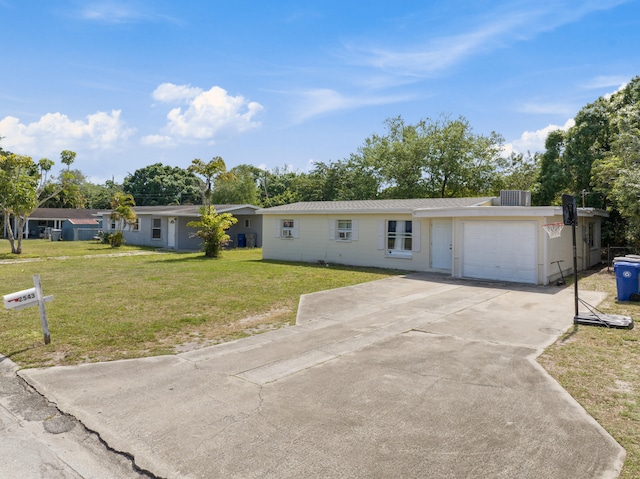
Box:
152;218;162;239
281;219;295;238
337;219;352;240
110;219;116;231
132;218;140;231
588;222;595;248
387;220;412;256
244;219;252;228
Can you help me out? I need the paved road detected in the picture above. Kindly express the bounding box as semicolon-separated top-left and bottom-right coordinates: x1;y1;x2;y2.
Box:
0;355;145;478
15;275;626;478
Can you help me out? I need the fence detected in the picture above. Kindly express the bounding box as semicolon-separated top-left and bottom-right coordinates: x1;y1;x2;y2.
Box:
607;245;638;271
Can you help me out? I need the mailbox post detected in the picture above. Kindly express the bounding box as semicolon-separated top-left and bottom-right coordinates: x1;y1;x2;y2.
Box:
3;274;53;344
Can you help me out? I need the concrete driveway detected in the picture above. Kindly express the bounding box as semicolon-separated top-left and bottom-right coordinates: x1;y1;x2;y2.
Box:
20;274;624;478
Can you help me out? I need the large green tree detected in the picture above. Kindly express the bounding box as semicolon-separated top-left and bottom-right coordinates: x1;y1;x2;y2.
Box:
494;152;540;194
38;150;84;208
294;159;381;202
123;163;200;206
84;179;124;209
259;165;303;207
210;164;261;205
533;75;640;246
353;115;505;198
0;153;60;254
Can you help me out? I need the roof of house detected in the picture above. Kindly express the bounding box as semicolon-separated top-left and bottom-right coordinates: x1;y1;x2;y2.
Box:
97;204;260;217
258;197;495;215
66;218;99;225
29;208;101;220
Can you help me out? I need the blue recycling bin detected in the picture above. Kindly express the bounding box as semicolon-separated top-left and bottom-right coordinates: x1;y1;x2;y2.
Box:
614;261;640;301
237;233;246;248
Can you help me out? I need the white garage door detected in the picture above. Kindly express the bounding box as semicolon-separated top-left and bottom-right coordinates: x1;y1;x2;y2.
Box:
462;221;538;284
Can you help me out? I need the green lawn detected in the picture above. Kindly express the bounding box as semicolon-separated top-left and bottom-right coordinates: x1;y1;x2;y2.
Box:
0;237;156;260
0;241;396;367
539;266;640;479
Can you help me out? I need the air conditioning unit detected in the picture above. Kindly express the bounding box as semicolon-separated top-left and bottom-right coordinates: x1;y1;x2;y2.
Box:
500;190;531;206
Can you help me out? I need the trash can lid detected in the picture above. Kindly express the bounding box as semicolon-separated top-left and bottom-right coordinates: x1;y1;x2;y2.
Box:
615;261;640;268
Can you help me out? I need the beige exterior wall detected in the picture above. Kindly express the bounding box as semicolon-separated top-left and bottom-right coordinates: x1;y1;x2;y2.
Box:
262;213;433;271
544;216;603;284
261;212;604;285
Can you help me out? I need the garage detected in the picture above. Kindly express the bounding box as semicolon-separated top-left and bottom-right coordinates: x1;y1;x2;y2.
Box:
462;220;538;284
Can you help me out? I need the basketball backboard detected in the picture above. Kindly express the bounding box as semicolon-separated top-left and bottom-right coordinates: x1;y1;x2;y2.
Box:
562;194;577;226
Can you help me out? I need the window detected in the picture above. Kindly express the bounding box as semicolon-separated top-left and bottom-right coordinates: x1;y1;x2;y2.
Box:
588;222;595;248
387;220;412;256
244;219;252;228
132;218;140;231
281;219;294;238
152;218;162;239
337;220;352;240
110;220;116;231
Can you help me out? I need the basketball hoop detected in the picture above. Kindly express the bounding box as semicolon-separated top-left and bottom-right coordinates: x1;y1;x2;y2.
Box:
543;222;564;239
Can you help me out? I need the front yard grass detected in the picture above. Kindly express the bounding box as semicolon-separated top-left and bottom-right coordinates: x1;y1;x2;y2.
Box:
0;237;155;260
539;265;640;479
0;242;397;368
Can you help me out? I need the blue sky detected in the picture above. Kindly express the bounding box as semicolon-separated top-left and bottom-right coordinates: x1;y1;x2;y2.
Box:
1;0;638;183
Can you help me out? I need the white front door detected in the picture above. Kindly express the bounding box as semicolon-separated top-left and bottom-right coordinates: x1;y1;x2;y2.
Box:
431;219;453;270
167;217;176;249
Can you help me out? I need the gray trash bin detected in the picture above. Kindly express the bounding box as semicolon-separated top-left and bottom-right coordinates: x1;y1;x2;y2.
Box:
51;229;62;241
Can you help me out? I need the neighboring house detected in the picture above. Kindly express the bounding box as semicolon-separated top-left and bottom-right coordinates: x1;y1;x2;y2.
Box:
257;192;608;286
99;204;262;250
18;208;102;239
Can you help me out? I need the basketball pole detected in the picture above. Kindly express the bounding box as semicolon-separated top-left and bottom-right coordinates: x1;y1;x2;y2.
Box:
571;216;579;317
561;193;633;329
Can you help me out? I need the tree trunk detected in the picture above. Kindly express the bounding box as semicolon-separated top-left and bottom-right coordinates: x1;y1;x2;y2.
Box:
4;214;20;254
11;216;25;254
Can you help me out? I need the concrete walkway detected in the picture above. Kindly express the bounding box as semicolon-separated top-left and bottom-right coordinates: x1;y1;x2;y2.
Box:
20;275;625;478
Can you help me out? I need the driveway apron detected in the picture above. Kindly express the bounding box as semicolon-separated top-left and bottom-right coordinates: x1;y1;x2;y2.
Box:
20;275;625;478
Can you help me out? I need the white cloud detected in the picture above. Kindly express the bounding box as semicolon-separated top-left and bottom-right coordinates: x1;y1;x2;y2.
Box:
78;1;179;25
0;110;134;157
151;84;263;142
504;118;575;155
288;88;411;123
140;134;174;147
345;1;631;78
518;102;575;116
152;83;202;103
580;75;630;90
347;11;529;77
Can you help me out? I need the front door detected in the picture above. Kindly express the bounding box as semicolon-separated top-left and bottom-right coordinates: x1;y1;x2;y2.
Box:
431;219;452;270
167;217;176;249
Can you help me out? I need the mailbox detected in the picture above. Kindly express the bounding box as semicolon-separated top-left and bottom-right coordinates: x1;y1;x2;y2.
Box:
3;287;38;310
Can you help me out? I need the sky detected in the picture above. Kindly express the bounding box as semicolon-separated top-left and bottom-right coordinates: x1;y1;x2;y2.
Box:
1;0;639;184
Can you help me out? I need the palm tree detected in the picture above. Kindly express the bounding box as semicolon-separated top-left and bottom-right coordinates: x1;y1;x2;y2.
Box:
109;192;137;247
